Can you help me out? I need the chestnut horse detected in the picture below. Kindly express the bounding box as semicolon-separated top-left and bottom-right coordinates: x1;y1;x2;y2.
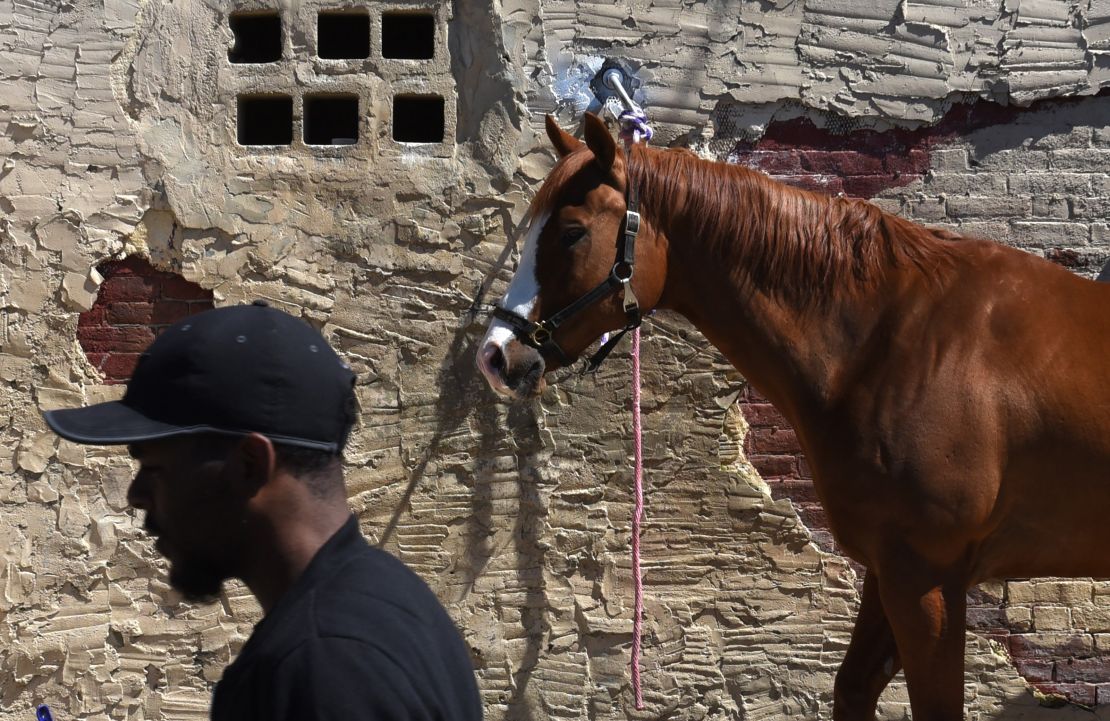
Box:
476;112;1110;720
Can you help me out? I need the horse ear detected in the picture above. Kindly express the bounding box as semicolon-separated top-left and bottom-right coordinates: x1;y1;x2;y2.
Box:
583;112;619;174
545;115;583;157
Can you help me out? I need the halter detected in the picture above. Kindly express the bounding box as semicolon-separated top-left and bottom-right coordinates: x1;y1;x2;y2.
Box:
493;165;643;374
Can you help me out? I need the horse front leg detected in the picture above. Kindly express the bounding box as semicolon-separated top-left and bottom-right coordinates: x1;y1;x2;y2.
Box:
833;570;901;721
876;549;968;721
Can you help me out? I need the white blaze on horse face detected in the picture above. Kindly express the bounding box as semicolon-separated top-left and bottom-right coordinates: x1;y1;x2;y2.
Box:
482;212;549;350
477;211;550;396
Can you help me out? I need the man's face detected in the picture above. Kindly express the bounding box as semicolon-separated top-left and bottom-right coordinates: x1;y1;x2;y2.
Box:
127;436;248;602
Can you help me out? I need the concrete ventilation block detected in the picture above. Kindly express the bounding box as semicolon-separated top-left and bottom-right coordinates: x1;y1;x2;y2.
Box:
304;94;359;145
237;95;294;146
317;10;370;59
228;11;282;63
392;95;443;143
381;13;434;59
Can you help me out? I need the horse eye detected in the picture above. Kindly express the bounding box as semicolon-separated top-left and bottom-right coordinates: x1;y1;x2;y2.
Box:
561;227;587;247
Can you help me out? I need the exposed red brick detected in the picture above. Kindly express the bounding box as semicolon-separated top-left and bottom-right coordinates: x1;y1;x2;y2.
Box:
884;149;930;175
105;302;154;325
966;606;1008;630
161;276;212;301
751;455;798;478
77;256;214;384
741;385;770;403
97;276;157;303
78;306;106;326
152;300;192;324
729;98;1027;200
83;353;107;371
797;150;885;176
1056;658;1110;684
740;402;789;428
746;427;802;455
1012;659;1055;683
1038;684;1097;707
77;326;155;353
770;479;819;504
967;586;1005;605
1009;634;1094;660
738;150;803;175
101;353;142;383
795;502;829;531
808;529;837;552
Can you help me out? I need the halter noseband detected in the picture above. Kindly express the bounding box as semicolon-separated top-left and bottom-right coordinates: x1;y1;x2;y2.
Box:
493;176;643;374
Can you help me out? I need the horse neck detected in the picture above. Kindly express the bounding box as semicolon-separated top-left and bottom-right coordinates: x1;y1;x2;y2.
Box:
632;146;895;420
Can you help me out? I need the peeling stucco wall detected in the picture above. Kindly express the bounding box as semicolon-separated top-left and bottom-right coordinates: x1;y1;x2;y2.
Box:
4;0;1110;719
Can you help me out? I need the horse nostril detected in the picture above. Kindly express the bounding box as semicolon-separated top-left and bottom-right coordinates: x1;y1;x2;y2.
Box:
478;343;507;385
488;345;505;373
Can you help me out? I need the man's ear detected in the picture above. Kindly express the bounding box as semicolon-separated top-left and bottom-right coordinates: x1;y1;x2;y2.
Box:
229;433;276;497
582;112;623;179
546;114;583;157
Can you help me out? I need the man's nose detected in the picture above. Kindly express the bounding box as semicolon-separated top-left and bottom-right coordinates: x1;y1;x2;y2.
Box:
126;474;150;510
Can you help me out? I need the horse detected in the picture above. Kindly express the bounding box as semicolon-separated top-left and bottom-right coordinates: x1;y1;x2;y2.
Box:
475;111;1110;720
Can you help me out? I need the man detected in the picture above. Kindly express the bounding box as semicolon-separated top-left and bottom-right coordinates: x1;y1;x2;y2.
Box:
44;301;482;721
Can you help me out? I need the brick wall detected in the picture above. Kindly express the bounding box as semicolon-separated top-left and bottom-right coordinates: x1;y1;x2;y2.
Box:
77;256;214;383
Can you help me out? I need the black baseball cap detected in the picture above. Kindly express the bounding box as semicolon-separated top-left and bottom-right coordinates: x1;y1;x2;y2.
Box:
44;301;356;452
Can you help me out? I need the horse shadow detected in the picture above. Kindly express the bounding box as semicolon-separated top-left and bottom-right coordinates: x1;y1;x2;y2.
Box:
371;220;551;720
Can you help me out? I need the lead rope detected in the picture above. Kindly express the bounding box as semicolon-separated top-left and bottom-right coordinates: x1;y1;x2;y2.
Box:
630;325;645;710
618;106;652;711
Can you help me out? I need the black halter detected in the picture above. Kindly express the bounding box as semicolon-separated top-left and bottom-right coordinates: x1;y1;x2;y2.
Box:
493;179;643;374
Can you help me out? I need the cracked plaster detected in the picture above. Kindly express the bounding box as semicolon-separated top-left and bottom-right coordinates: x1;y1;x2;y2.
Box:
3;0;1110;718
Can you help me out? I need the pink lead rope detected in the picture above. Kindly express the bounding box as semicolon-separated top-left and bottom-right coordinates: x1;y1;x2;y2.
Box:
631;326;645;710
618;108;652;711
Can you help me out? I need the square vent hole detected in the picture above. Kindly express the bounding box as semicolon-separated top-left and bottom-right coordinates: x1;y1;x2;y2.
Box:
392;95;444;143
305;94;360;145
317;10;370;59
229;12;282;63
237;95;293;145
382;13;434;59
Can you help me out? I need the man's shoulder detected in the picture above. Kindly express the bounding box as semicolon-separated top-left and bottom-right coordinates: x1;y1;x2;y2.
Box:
213;566;482;721
313;542;452;633
214;636;452;721
237;543;464;667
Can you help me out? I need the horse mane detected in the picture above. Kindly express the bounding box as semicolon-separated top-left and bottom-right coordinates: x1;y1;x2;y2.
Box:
624;144;959;305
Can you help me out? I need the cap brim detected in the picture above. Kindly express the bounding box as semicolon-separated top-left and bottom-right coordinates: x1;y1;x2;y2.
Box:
43;401;198;446
43;402;340;451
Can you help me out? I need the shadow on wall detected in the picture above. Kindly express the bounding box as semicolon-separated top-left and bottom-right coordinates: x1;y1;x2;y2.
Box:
364;204;550;718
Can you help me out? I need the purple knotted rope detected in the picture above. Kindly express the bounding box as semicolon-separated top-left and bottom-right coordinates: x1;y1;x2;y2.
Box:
619;108;654;146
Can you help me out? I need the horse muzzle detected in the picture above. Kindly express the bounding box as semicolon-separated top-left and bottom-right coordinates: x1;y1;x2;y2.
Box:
476;339;547;400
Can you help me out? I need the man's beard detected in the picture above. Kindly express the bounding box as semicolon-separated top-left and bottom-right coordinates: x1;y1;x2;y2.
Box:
168;556;225;603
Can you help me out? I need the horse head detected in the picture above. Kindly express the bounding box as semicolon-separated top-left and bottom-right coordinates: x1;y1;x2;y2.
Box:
476;113;668;400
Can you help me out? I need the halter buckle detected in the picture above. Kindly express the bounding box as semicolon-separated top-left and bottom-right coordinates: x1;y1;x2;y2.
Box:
625;210;641;236
528;323;552;347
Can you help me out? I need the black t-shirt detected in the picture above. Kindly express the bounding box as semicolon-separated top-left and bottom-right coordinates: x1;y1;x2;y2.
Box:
210;515;483;720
